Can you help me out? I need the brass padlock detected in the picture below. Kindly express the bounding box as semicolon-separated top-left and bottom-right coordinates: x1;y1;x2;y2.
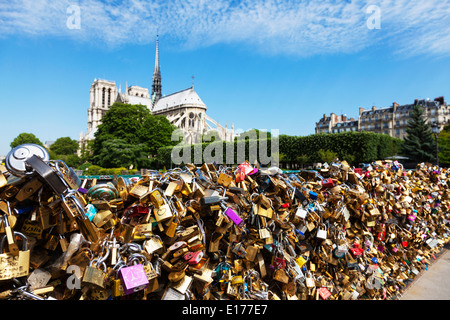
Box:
153;200;173;223
92;209;114;228
82;259;107;289
0;231;30;280
15;177;42;202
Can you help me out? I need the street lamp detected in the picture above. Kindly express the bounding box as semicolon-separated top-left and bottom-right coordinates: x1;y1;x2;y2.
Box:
431;123;440;168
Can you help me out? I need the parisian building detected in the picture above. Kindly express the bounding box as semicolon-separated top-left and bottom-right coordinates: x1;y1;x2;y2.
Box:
315;97;449;139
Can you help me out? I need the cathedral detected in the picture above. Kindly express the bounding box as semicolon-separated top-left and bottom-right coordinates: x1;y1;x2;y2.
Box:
79;36;235;151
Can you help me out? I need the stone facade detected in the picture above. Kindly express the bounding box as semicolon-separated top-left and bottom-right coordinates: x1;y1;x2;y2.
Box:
316;97;449;139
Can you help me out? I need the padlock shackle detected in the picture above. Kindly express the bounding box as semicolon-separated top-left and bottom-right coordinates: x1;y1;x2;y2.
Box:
0;231;27;252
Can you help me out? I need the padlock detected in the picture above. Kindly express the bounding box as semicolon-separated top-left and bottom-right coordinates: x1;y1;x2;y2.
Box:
0;231;30;280
149;189;165;209
143;261;159;293
92;209;114;228
321;179;334;188
305;271;315;288
82;258;107;289
183;250;204;265
144;235;164;255
119;255;149;295
153;199;173;223
295;207;308;219
350;242;364;257
316;223;327;240
223;207;245;228
111;261;126;297
295;255;307;268
273;268;289;284
318;286;332;300
5;143;50;177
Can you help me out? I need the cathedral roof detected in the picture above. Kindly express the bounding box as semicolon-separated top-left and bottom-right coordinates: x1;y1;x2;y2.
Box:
152;87;206;114
117;92;153;109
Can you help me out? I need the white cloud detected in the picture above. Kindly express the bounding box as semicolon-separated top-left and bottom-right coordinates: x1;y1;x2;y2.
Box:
1;0;450;57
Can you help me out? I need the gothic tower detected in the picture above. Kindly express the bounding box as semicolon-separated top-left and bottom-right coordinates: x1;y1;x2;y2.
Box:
87;79;117;134
152;35;162;105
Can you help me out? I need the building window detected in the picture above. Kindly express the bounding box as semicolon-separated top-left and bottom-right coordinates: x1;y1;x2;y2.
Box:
396;129;400;136
102;88;105;107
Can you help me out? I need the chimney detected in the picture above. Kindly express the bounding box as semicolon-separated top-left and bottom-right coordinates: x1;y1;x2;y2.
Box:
393;102;399;112
434;96;444;105
372;106;376;112
359;107;365;115
414;99;418;105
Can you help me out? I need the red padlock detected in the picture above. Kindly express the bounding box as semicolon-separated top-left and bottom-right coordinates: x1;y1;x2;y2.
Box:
318;287;332;300
184;250;204;265
350;243;364;257
321;179;334;188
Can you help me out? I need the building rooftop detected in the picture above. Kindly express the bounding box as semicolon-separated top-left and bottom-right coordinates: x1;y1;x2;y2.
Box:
152;87;206;113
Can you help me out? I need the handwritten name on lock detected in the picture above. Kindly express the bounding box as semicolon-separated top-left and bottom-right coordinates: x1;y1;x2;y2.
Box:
0;251;30;280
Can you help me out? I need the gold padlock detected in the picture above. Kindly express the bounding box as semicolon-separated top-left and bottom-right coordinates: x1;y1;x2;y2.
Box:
92;209;114;228
0;231;30;281
82;259;107;289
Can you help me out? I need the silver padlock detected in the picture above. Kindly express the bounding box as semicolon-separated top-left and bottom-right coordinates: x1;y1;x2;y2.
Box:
5;144;49;177
316;223;327;240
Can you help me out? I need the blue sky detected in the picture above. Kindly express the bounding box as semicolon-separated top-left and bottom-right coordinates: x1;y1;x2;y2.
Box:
1;0;450;156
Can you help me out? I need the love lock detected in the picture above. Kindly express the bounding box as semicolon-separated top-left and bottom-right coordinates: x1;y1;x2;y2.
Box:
0;231;30;281
119;254;149;295
316;223;327;240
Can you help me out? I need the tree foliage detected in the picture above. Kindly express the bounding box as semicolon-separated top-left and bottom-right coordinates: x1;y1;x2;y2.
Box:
438;124;450;166
94;139;151;169
93;103;176;168
402;105;436;163
50;137;79;155
10;132;43;149
235;129;271;141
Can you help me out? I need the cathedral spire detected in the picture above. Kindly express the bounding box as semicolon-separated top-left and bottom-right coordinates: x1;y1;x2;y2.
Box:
152;34;162;103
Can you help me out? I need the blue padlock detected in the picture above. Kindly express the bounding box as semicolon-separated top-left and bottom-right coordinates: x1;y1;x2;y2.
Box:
309;191;318;200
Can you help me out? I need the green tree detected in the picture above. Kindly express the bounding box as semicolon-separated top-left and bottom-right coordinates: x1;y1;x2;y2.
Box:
438;124;450;166
10;132;43;148
235;129;272;141
317;149;339;163
141;114;178;155
402;105;435;163
93;103;176;168
50;137;79;155
94;139;151;169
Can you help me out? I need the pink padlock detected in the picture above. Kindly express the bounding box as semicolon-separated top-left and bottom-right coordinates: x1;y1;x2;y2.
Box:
119;263;149;295
224;207;245;228
184;250;204;265
407;214;416;222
